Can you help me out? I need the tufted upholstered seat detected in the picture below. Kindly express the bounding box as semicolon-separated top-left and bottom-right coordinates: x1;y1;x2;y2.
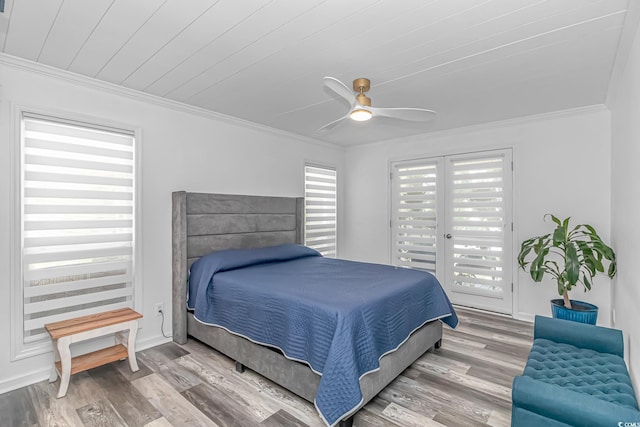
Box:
512;316;640;427
526;338;638;410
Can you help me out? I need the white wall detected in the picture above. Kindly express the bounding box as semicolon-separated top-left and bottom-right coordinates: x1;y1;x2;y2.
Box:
610;18;640;391
0;56;343;392
342;107;612;324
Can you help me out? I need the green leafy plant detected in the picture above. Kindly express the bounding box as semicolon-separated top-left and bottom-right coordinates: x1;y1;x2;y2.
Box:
518;215;616;309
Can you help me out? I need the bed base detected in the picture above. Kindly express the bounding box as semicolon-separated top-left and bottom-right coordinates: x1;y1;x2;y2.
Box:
235;355;353;426
186;313;443;422
172;191;444;425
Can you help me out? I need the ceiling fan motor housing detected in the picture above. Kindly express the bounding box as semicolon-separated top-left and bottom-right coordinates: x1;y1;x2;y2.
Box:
353;78;372;106
356;93;371;106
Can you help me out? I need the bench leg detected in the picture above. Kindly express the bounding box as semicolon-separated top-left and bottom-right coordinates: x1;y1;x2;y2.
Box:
127;320;139;372
56;336;72;398
49;339;59;382
49;365;58;382
115;331;126;360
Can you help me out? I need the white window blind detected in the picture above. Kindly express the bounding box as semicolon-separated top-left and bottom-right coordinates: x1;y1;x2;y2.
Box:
20;114;136;345
304;164;337;257
447;154;507;297
391;160;441;274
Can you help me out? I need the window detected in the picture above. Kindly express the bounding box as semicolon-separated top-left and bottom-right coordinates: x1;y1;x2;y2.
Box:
15;112;137;357
304;164;337;257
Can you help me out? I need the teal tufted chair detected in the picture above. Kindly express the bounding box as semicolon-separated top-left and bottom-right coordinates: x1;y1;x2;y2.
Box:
512;316;640;427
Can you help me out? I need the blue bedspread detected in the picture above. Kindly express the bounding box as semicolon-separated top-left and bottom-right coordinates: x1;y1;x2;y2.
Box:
188;244;457;426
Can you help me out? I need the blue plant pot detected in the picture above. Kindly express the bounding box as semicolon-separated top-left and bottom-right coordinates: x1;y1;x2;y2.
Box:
550;299;598;325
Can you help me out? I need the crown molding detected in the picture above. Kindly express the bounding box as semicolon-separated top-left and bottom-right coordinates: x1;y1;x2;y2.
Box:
347;104;609;150
0;53;342;151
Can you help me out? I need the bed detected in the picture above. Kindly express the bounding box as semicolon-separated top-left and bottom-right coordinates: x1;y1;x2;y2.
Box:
172;191;457;426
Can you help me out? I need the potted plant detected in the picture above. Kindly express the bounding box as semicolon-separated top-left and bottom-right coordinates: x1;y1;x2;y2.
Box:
518;215;616;324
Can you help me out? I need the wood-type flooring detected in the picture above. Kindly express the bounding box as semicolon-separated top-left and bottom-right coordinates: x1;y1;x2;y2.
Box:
0;307;533;427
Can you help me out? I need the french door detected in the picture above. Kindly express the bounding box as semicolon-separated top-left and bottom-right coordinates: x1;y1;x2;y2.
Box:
391;149;513;314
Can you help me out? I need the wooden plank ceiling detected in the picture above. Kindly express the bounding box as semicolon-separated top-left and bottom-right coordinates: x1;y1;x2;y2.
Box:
0;0;630;145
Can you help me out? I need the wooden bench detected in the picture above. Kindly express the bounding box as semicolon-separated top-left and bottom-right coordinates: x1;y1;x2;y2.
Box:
45;308;143;398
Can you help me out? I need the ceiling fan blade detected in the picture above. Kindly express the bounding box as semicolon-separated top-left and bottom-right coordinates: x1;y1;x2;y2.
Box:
317;114;349;132
323;76;356;108
371;107;437;122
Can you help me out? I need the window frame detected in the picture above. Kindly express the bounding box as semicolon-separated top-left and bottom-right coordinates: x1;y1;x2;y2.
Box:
10;105;143;361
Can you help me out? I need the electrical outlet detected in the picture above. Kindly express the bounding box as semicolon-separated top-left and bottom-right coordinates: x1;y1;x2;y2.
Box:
155;303;164;317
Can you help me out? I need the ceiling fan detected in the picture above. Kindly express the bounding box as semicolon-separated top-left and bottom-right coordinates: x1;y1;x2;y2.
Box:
318;76;437;132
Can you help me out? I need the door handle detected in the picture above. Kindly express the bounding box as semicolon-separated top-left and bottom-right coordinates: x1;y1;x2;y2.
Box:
445;233;452;239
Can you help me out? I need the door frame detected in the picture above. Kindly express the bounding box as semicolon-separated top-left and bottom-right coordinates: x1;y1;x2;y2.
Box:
388;147;517;317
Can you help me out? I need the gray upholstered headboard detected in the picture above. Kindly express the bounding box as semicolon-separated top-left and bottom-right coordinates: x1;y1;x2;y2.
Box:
171;191;304;343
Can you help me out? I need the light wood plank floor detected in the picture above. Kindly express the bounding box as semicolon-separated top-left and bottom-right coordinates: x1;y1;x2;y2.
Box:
0;307;533;427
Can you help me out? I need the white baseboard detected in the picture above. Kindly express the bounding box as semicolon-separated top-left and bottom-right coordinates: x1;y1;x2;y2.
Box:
136;333;173;351
0;333;172;395
514;311;536;323
0;368;50;395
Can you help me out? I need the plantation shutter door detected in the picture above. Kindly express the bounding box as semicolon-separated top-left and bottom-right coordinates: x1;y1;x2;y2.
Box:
391;159;444;277
21;114;135;344
444;150;512;312
304;164;337;257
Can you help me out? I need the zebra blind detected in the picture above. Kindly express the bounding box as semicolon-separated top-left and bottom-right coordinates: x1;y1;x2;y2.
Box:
20;113;136;345
391;160;440;274
447;154;507;297
304;164;337;257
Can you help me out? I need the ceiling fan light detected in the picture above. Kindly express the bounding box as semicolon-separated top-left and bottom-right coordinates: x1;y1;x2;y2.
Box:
350;109;372;121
